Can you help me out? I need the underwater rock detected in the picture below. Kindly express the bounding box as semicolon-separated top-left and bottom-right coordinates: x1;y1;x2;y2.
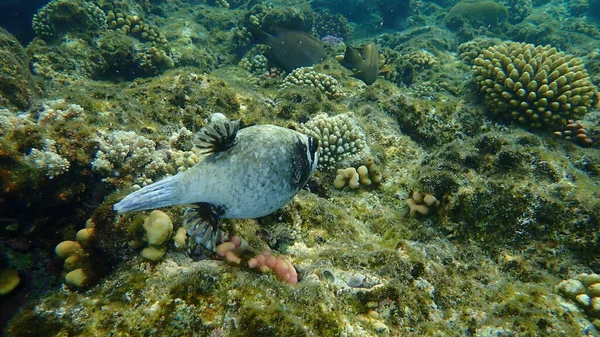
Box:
446;1;508;30
0;27;36;110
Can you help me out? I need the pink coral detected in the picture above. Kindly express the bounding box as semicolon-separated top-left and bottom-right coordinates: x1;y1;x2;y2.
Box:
215;236;242;264
215;236;298;284
248;251;298;285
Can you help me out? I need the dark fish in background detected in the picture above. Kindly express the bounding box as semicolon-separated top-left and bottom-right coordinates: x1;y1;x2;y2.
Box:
336;42;380;85
259;28;327;72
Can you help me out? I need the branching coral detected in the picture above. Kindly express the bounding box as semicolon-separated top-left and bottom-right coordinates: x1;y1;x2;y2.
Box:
91;129;199;185
299;113;368;171
26;139;70;179
472;42;598;128
106;10;168;45
282;67;342;99
33;0;107;41
402;50;438;69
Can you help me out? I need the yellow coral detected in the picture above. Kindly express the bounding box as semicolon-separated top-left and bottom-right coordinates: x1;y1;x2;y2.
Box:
140;210;173;261
406;191;439;216
0;269;20;295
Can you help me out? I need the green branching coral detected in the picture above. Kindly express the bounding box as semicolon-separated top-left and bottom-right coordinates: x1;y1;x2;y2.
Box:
472;42;598;128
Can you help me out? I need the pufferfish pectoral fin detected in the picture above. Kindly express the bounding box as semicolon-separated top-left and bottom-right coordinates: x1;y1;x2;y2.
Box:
193;113;240;154
183;203;225;252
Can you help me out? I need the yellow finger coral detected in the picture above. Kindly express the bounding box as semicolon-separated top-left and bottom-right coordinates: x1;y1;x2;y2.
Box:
406;192;440;216
472;42;598;128
333;157;383;190
0;269;20;295
141;210;173;261
55;218;97;287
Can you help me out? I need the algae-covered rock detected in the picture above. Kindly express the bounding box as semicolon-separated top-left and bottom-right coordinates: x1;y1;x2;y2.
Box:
416;129;600;258
446;1;508;30
0;27;36;110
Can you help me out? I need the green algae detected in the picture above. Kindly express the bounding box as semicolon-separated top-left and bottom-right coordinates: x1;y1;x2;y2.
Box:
0;27;37;110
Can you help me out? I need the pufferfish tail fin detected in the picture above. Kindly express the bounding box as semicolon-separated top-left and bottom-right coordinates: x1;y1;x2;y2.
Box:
114;175;183;213
193;113;240;154
183;203;225;252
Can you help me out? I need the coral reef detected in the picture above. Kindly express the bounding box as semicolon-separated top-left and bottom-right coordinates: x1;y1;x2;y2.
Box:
239;53;268;73
458;37;502;65
567;0;590;16
552;119;594;146
501;0;533;24
314;10;351;40
248;251;298;284
215;236;299;284
333;167;361;189
105;10;168;45
472;42;598;128
2;0;600;335
91;129;199;186
311;0;410;29
299;113;368;171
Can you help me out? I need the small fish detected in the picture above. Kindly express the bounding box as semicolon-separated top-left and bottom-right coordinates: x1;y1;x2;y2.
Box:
336;42;380;85
113;113;319;251
259;28;327;72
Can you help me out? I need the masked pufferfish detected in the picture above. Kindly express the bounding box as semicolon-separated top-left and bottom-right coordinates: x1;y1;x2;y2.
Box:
113;113;319;252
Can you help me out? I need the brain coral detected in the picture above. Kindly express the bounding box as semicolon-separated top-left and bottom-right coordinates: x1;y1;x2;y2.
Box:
473;42;598;128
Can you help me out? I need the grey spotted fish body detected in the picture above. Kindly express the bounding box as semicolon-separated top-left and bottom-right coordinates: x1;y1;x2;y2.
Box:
113;115;319;251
